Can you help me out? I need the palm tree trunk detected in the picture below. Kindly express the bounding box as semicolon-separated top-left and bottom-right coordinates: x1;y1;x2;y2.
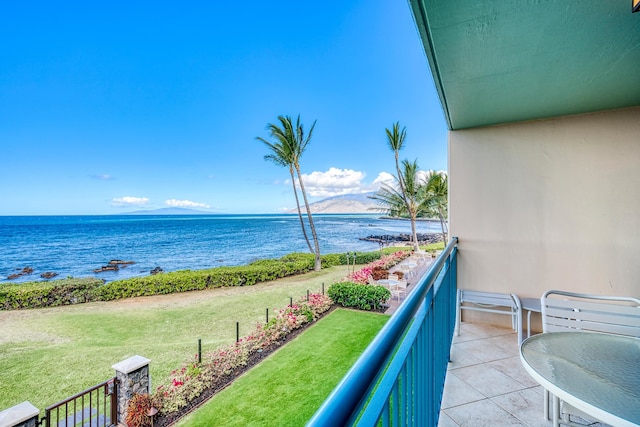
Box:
295;165;321;271
395;153;410;211
437;207;448;244
410;210;420;252
289;167;314;253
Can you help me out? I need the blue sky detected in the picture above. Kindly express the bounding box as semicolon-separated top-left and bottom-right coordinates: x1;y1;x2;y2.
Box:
0;1;447;215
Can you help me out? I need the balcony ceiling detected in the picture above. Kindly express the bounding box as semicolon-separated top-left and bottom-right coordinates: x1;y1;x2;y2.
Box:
409;0;640;130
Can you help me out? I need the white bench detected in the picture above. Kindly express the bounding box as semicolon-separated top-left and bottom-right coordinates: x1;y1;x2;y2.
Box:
455;289;523;344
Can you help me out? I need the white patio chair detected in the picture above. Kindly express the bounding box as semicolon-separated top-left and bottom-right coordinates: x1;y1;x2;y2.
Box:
394;264;414;279
455;289;523;344
392;279;408;301
540;290;640;426
387;274;399;290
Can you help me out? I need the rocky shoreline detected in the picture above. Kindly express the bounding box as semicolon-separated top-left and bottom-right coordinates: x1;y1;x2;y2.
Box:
4;232;443;282
5;260;163;282
359;232;443;246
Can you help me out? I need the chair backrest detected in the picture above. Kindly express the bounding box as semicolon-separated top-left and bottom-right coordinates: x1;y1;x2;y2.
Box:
388;274;399;282
541;290;640;337
368;276;376;286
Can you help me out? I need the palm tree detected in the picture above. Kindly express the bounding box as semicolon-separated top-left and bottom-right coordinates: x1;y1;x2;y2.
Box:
421;171;449;243
256;115;322;271
257;130;314;254
386;122;408;208
371;159;424;252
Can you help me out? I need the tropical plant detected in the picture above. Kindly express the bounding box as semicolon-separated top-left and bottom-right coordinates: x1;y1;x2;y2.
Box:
386;122;408;206
421;170;449;243
371;159;425;251
125;393;158;427
346;251;411;284
379;122;423;251
327;281;390;311
257;115;322;271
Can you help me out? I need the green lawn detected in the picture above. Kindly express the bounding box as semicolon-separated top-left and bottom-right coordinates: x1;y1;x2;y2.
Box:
175;309;388;427
0;266;350;412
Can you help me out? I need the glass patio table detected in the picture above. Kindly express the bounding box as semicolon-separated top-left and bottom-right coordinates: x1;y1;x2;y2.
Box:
520;331;640;427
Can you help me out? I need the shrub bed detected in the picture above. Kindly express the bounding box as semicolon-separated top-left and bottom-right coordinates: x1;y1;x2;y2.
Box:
327;281;391;311
0;278;104;310
347;251;411;284
148;293;334;425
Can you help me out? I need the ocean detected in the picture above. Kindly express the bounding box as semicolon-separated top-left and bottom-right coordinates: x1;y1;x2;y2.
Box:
0;214;442;284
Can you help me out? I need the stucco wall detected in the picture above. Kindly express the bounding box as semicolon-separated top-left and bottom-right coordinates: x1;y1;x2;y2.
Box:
449;107;640;326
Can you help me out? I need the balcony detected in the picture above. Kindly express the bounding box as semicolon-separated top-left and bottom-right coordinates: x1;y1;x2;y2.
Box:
442;322;611;427
309;240;619;426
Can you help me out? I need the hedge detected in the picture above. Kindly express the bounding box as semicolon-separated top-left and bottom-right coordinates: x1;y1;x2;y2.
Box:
0;250;392;310
0;278;104;310
98;256;316;301
327;281;391;311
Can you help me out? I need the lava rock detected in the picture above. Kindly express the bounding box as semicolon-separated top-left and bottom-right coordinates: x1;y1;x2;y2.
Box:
40;272;59;279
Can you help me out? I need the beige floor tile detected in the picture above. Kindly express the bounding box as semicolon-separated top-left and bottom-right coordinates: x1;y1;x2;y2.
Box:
453;328;483;343
486;333;520;353
448;342;484;369
441;372;485;409
438;411;460;427
454;337;516;363
445;399;526;427
459;322;514;338
441;323;554;427
486;356;540;388
451;362;527;398
490;388;552;427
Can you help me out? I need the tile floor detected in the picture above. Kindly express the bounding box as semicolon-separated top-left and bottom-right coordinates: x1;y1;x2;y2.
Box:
440;322;609;427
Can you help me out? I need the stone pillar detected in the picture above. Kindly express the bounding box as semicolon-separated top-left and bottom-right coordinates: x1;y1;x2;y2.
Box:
0;402;39;427
112;355;150;426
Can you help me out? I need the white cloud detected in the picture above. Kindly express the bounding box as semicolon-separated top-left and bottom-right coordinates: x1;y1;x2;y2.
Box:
299;167;367;198
371;172;395;188
92;174;114;181
164;199;210;209
280;167;443;199
111;196;150;207
368;170;447;190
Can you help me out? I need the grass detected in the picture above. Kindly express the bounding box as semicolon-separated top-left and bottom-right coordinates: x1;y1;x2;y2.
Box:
0;244;437;414
175;309;388;427
0;266;350;412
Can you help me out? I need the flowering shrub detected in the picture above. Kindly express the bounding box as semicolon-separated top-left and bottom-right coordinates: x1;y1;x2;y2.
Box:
327;281;391;311
125;393;160;427
347;251;411;284
154;292;333;415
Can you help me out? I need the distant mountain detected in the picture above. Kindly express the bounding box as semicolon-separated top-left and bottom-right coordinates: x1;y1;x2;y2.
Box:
287;192;382;214
122;207;212;215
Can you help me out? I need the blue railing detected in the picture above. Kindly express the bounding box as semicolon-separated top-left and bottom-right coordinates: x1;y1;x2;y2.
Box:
307;237;458;426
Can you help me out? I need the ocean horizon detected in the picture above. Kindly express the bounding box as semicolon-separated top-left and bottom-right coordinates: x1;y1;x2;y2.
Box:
0;214;443;284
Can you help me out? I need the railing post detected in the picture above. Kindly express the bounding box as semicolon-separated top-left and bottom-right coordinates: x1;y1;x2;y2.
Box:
0;402;39;427
112;355;150;426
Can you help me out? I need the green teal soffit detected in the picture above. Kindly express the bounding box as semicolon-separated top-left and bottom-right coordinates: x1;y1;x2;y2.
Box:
408;0;640;130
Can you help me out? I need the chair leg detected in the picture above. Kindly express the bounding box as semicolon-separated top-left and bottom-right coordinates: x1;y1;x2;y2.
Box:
552;395;560;427
454;291;461;336
544;389;550;420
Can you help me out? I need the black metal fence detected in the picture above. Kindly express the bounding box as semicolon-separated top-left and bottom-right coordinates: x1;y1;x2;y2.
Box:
43;378;118;427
